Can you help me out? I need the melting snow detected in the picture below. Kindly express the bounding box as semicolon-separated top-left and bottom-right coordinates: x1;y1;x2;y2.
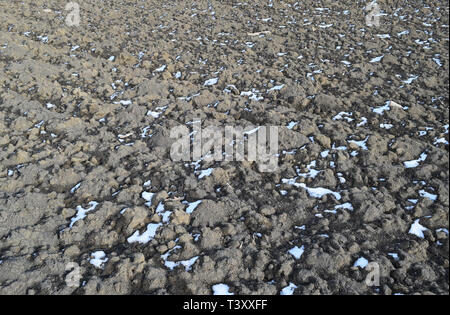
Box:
90;251;108;269
354;257;369;268
70;182;81;194
282;179;342;200
288;246;305;259
380;123;394;129
212;284;234;295
403;75;419;84
127;223;162;244
373;101;391;115
325;203;354;213
419;189;437;201
370;55;384;63
409;219;428;238
69;201;99;228
348;136;369;150
154;65;167;72
281;283;297;295
196;168;214;179
184;200;202;214
268;84;285;92
287;121;298;130
403;152;427;168
333;112;354;122
142;191;155;206
204;78;219;86
162;246;200;271
119;100;132;106
388;253;399;261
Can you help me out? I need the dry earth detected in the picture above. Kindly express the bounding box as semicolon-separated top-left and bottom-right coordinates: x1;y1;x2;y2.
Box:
0;0;448;295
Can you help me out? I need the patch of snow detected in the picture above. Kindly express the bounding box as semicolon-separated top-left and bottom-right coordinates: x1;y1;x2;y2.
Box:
419;189;437;201
380;123;394;129
357;117;368;127
348;136;369;150
388;253;399;261
143;180;152;187
212;284;234;295
142;191;155;206
280;283;297;295
403;152;427;168
287;121;298;130
197;168;214;179
354;257;369;268
268;84;285;92
403;75;419;84
409;219;428;238
184;200;202;214
204;78;219;86
282;179;342;200
154;65;166;72
90;251;108;269
370;55;384;63
70;182;81;194
288;246;305;259
69;201;99;228
127;223;162;244
119;100;132;106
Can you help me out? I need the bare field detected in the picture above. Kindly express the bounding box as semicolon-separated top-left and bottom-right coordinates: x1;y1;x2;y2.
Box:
0;0;448;295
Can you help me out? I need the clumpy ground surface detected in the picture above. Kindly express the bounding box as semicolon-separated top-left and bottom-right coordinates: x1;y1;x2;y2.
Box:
0;0;448;295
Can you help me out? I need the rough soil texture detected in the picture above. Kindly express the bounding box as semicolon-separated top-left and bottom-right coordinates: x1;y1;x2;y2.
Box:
0;0;448;295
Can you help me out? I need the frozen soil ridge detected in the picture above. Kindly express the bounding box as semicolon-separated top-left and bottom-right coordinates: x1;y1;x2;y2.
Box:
0;0;448;295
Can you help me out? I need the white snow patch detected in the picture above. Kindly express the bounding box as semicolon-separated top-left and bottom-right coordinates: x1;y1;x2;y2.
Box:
419;189;437;201
212;284;234;295
403;152;427;168
282;179;342;200
388;253;399;261
119;100;132;106
288;246;305;259
90;251;108;269
287;121;298;130
142;191;155;206
333;112;354;122
280;283;297;295
197;168;214;179
370;55;384;63
70;182;81;194
69;201;99;228
154;65;167;72
185;200;203;214
127;223;162;244
409;219;428;238
403;75;419;84
204;78;219;86
348;136;369;150
380;123;394;129
354;257;369;268
268;84;285;92
162;246;199;271
357;117;368;127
